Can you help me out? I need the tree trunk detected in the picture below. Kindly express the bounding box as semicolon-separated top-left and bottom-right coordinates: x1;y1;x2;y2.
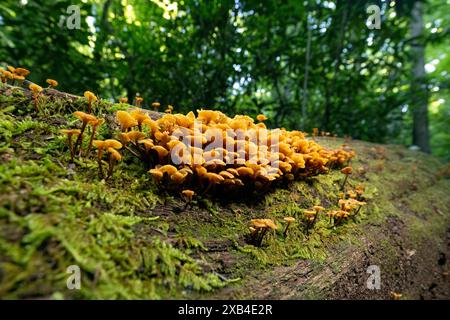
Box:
410;1;431;153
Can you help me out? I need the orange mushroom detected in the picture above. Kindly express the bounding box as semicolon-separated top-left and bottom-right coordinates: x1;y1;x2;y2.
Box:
29;83;43;112
84;91;97;113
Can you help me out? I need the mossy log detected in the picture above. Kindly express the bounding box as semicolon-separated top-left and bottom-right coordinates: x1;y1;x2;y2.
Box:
0;84;449;299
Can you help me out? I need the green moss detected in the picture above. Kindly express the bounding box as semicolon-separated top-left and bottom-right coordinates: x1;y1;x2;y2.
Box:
1;91;449;299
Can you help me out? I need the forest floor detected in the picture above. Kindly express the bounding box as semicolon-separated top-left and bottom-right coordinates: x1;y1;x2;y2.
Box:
0;84;449;299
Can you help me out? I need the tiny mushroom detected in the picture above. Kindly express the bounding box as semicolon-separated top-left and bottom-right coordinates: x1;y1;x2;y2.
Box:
256;114;267;122
73;111;97;156
29;83;43;112
46;79;58;88
119;97;128;104
135;96;143;108
151;102;161;110
116;110;138;132
86;118;105;156
60;129;81;162
84;91;97;113
181;189;195;209
340;166;352;190
283;216;296;237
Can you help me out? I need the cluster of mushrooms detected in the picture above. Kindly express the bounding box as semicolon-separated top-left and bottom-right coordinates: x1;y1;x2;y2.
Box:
107;109;356;194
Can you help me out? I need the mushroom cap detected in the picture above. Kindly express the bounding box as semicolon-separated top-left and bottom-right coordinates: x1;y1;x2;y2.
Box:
313;205;325;212
14;67;30;77
84;91;97;101
152;145;169;158
219;171;234;179
170;171;188;184
256;114;268;122
46;79;58;87
136;97;144;102
73;111;97;124
13;74;25;81
93;140;106;149
104;139;123;149
142;118;160;133
152;102;161;108
250;219;267;229
119;97;128;103
159;164;178;176
29;83;43;93
304;210;316;217
130;109;151;125
149;168;164;183
60;129;81;136
138;139;155;150
126;130;146;142
262;218;278;230
204;172;225;183
284;216;296;223
7;66;15;73
89;118;104;127
107;148;122;161
341;166;352;175
181;189;195;198
116;111;138;130
236;167;254;177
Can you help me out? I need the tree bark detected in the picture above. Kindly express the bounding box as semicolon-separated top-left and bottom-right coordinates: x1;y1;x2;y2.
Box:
410;1;431;153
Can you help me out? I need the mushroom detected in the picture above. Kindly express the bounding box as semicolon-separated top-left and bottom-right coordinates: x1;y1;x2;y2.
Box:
135;96;143;108
283;216;296;237
256;114;267;122
13;74;25;86
84;91;97;113
149;168;164;184
106;147;122;180
250;218;278;247
73;111;97;157
60;129;81;162
390;292;402;300
181;189;195;207
116;110;138;132
46;79;58;89
303;210;316;231
152;102;161;110
311;205;325;226
29;83;43;112
119;97;128;104
340;166;352;190
14;68;30;77
166;105;174;113
130;110;151;131
85;118;105;156
93;139;122;179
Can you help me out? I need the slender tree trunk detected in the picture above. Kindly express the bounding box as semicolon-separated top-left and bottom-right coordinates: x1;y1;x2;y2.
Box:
410;1;430;153
301;14;312;131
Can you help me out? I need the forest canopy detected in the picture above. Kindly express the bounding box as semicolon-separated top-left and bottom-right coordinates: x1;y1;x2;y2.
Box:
0;0;448;160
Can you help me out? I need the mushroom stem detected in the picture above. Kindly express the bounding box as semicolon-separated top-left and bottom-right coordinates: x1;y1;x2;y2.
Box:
67;134;74;162
124;145;141;159
74;122;87;157
88;100;92;114
86;126;98;156
97;149;104;179
257;228;268;247
283;223;291;237
107;155;115;180
341;174;349;190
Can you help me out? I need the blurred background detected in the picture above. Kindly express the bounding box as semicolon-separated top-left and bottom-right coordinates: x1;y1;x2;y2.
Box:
0;0;449;160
